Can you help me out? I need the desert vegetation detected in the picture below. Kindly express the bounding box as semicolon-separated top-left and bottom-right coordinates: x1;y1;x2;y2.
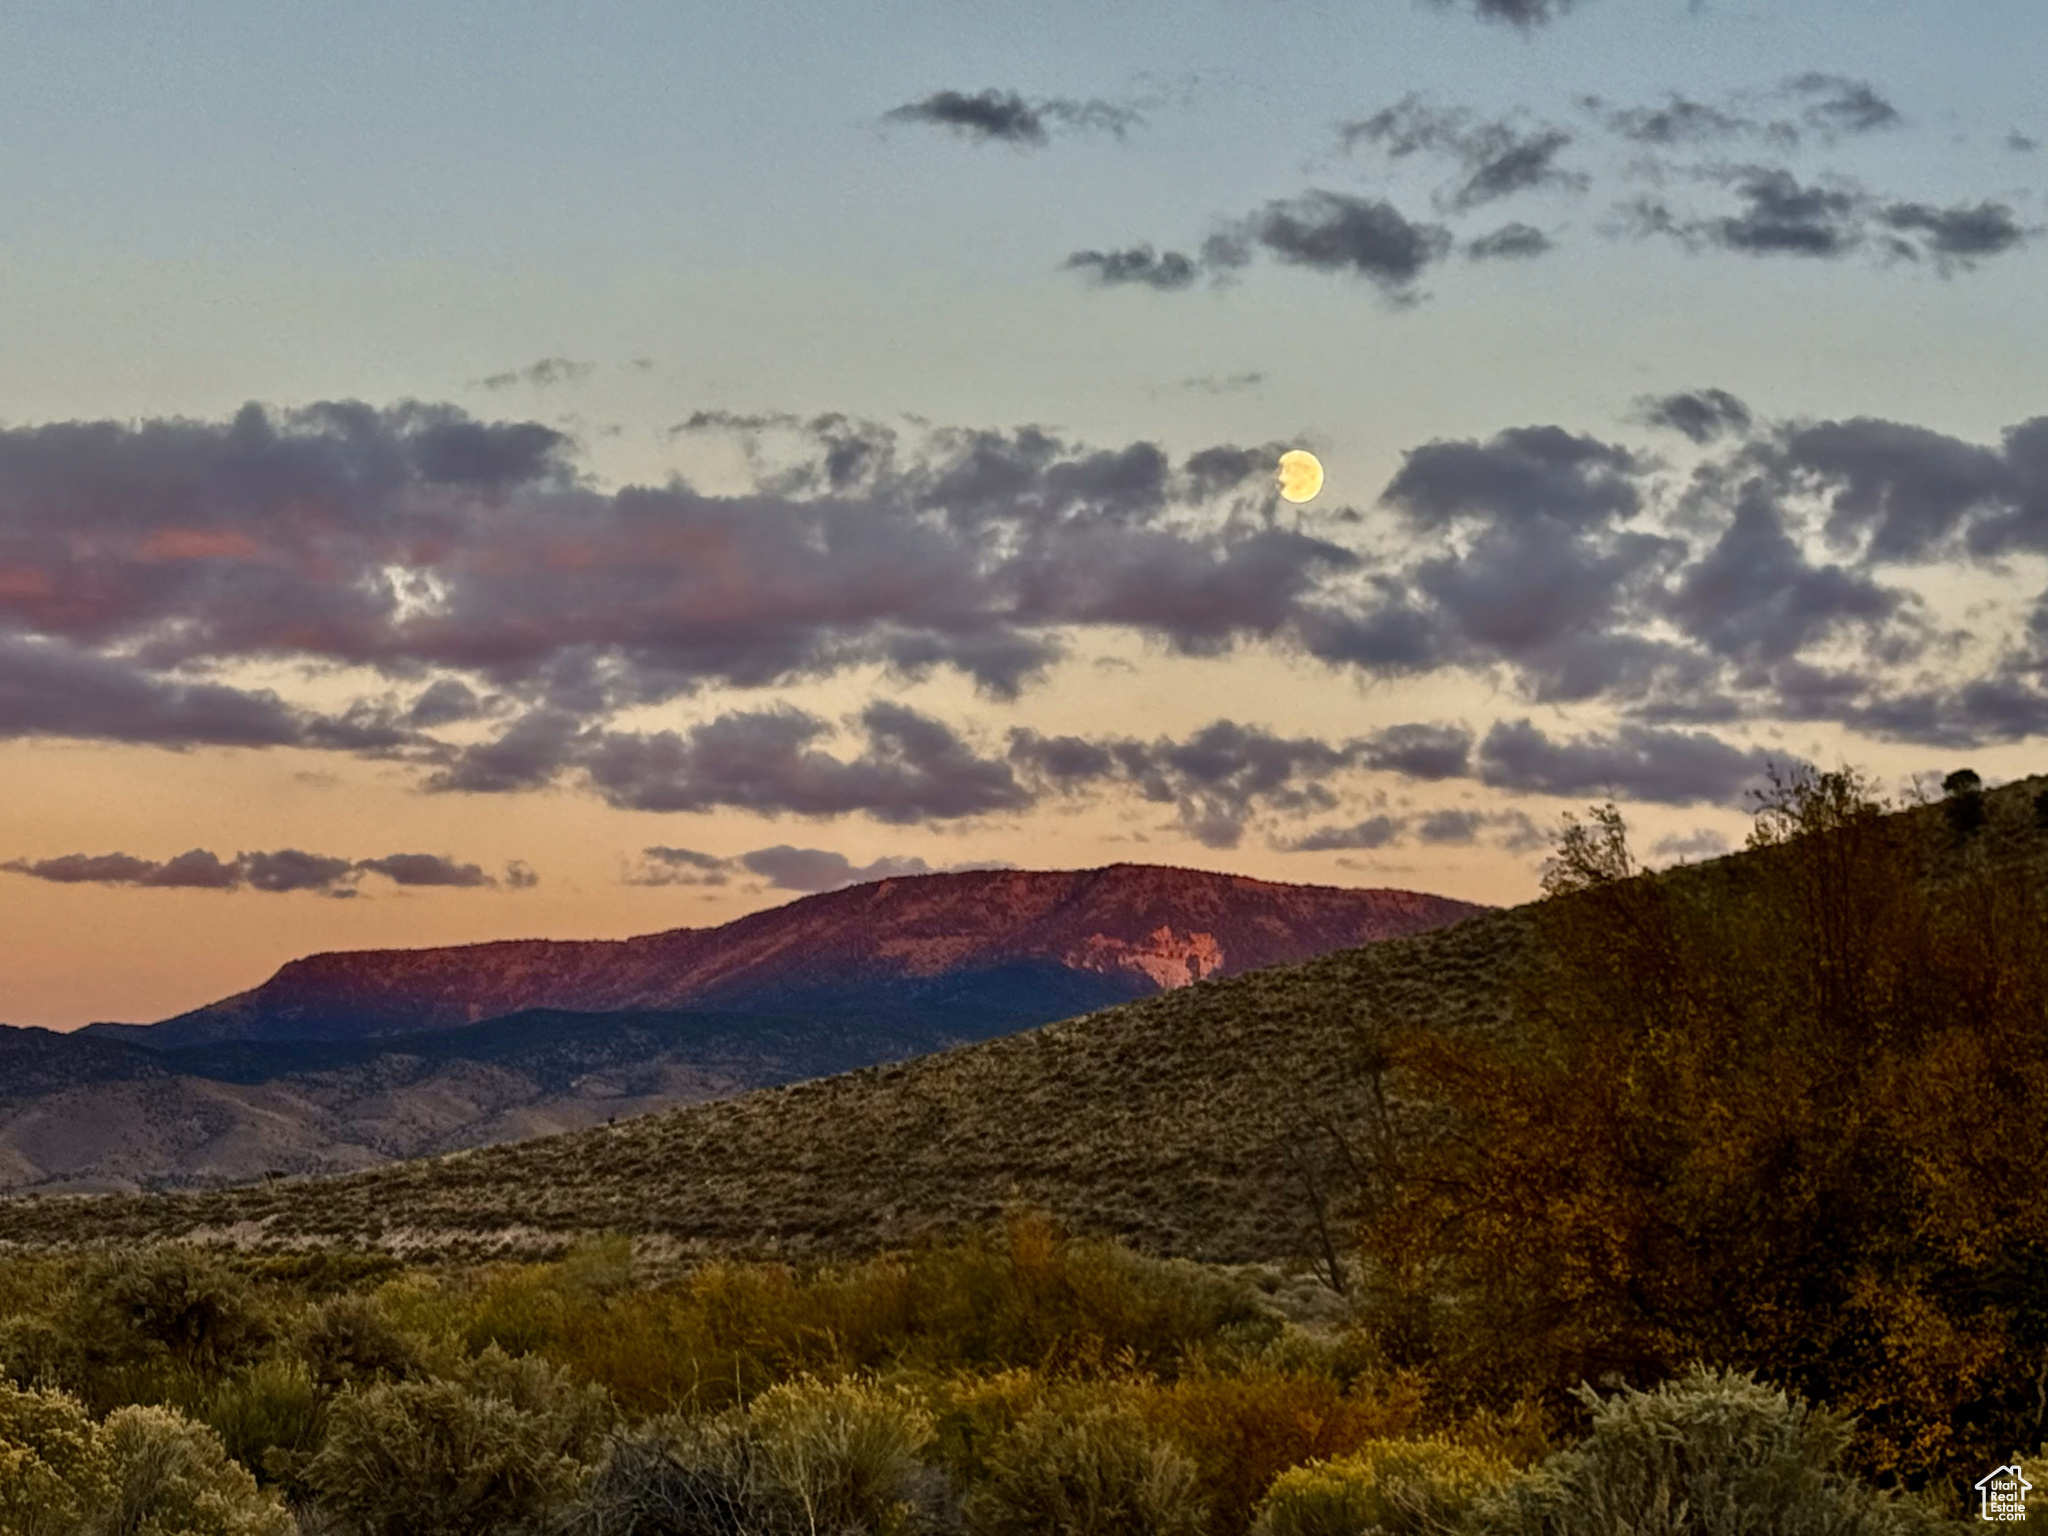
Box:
0;1221;1982;1533
3;768;2045;1528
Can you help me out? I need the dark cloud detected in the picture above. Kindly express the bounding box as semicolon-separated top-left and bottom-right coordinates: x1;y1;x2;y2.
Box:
1626;170;2031;271
1772;417;2018;561
477;358;593;391
627;845;733;887
883;89;1138;146
1357;722;1473;780
1416;808;1489;844
354;853;494;888
1785;74;1903;136
2;846;515;895
1663;490;1909;665
624;842;1010;894
1477;718;1789;806
1639;388;1754;444
1340;99;1585;212
1180;372;1267;394
2009;131;2042;154
738;846;939;893
1012;719;1356;848
578;703;1029;823
1238;192;1455;297
1283;815;1406;852
1589;93;1764;148
0;637;308;749
1384;426;1643;530
404;678;485;728
1426;0;1581;27
1465;223;1553;260
1061;246;1201;290
1880;200;2032;270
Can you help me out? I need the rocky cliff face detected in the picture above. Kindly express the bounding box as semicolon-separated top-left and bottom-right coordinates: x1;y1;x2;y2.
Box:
105;865;1488;1048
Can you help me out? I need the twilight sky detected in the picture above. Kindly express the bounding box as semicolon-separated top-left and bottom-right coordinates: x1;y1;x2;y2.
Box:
4;0;2046;1027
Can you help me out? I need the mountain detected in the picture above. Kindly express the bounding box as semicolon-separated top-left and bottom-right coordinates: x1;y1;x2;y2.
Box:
0;866;1483;1193
85;865;1486;1048
6;773;2040;1261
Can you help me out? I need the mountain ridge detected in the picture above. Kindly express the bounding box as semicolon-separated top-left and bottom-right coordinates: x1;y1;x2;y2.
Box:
87;864;1487;1049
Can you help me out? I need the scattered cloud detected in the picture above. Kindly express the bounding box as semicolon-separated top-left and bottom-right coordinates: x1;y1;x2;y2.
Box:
1425;0;1583;27
1180;371;1267;394
2;847;527;896
1651;827;1733;863
2008;131;2041;154
624;842;1013;894
1340;98;1587;211
1638;388;1754;444
883;89;1139;147
1063;246;1202;290
477;358;593;391
1465;223;1553;260
1476;718;1793;806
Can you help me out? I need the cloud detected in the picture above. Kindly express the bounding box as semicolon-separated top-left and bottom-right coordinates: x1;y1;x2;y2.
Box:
1476;718;1790;805
1426;0;1582;26
577;702;1030;822
1179;371;1267;394
1785;73;1903;136
1283;815;1406;852
1416;807;1490;844
1357;722;1474;780
1341;98;1587;211
626;845;734;887
1465;223;1553;260
1237;191;1456;298
0;636;309;749
353;853;494;888
477;358;593;391
1062;246;1202;290
1;846;523;895
1625;169;2032;271
2009;131;2041;154
625;842;1012;894
883;89;1138;146
1638;388;1754;444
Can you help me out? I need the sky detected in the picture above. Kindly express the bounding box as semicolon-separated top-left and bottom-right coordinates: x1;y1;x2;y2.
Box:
3;0;2046;1027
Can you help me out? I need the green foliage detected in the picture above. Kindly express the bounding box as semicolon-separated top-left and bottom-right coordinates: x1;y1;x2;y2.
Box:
0;1384;291;1536
0;1381;111;1536
965;1400;1207;1536
1941;768;1987;836
1492;1366;1953;1536
67;1247;272;1381
295;1293;423;1395
303;1345;612;1536
93;1404;294;1536
561;1376;945;1536
196;1359;322;1492
1251;1437;1523;1536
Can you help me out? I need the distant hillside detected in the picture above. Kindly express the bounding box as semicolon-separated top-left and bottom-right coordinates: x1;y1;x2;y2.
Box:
86;864;1485;1049
6;774;2040;1262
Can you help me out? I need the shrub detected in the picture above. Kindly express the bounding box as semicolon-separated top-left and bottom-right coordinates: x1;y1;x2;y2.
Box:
557;1418;762;1536
746;1376;947;1536
198;1359;323;1492
966;1400;1206;1536
68;1247;271;1379
1251;1438;1521;1536
294;1294;422;1395
303;1346;612;1536
0;1380;112;1535
1137;1364;1426;1534
0;1319;81;1394
1495;1366;1952;1536
561;1377;945;1536
93;1404;294;1536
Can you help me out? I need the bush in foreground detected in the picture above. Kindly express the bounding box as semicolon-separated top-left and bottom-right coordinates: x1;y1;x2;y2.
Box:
965;1399;1206;1536
1251;1437;1524;1536
1494;1366;1955;1536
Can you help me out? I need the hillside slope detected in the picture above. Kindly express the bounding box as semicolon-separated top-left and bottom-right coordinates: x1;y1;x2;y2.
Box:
14;777;2037;1263
87;865;1484;1048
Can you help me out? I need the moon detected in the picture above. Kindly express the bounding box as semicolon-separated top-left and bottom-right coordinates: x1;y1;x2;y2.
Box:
1276;449;1324;504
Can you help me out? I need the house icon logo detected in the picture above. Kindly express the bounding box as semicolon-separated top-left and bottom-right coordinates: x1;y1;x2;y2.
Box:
1976;1463;2032;1522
